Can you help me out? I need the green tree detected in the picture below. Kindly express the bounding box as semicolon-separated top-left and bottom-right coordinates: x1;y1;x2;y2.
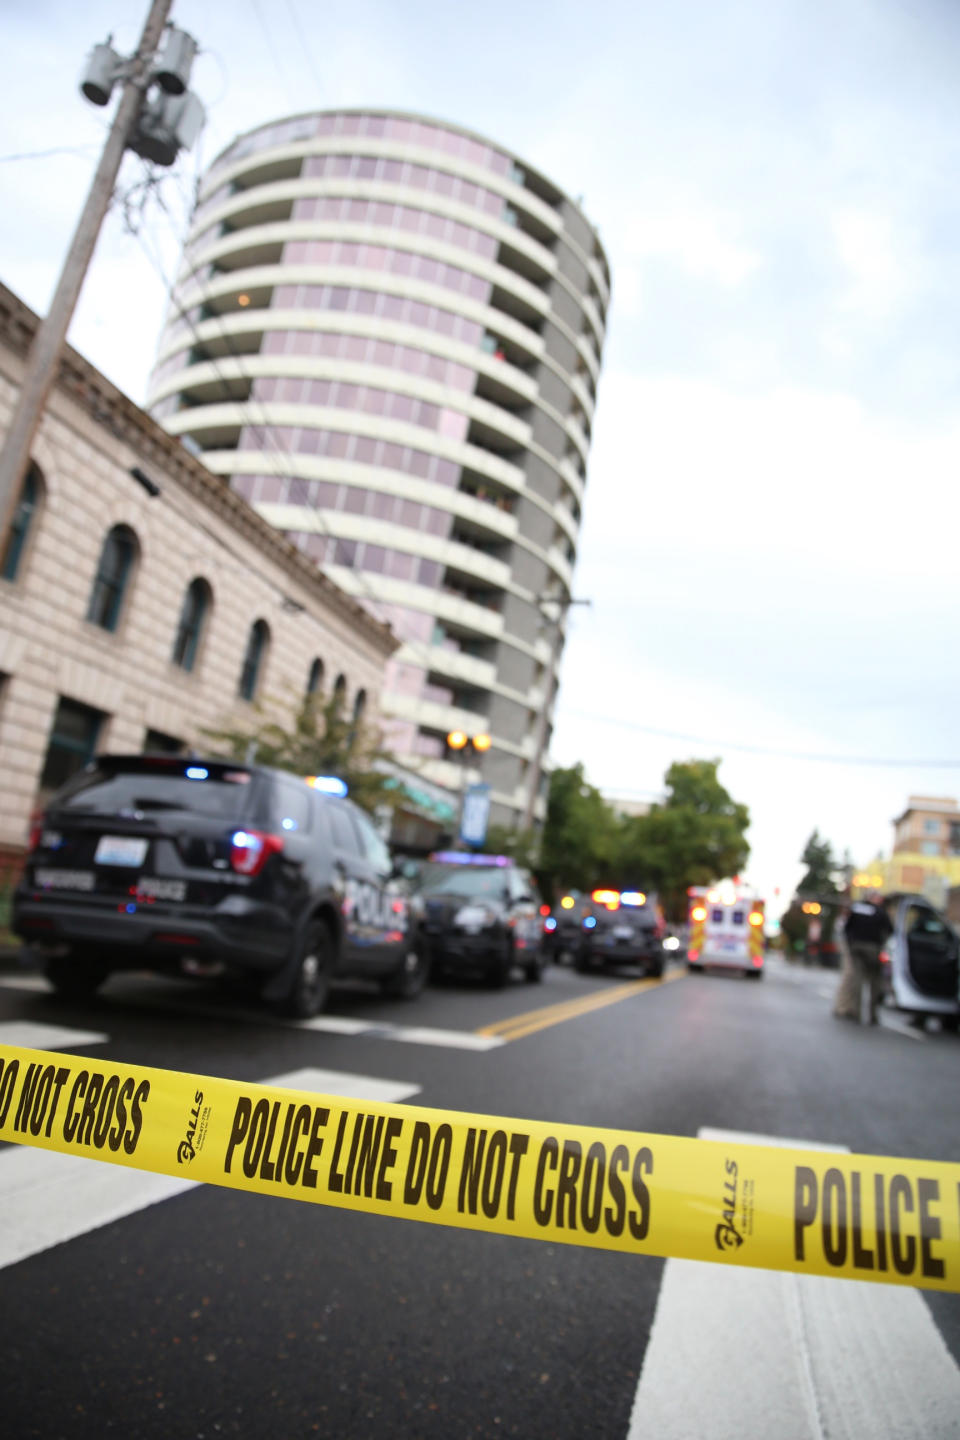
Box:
795;829;842;945
616;759;750;919
797;829;839;897
203;690;399;815
536;763;621;897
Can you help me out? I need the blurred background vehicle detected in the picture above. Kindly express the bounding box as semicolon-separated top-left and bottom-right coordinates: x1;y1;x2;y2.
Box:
574;889;666;978
541;891;591;964
686;882;765;979
880;892;959;1030
13;753;424;1017
409;852;545;987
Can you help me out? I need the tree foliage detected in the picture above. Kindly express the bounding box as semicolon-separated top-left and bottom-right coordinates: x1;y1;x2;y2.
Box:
615;760;751;918
536;763;622;897
798;829;840;897
529;757;750;916
203;691;399;814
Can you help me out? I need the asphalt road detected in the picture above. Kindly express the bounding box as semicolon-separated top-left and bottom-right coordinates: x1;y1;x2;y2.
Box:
0;952;958;1439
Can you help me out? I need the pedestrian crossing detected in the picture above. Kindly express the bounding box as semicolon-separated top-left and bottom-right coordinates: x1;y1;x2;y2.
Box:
0;974;505;1050
0;1021;421;1271
2;1024;960;1435
629;1128;960;1439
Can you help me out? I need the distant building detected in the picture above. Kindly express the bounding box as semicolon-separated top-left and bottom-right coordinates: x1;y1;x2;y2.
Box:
146;109;610;830
604;795;652;820
892;796;960;858
0;280;397;870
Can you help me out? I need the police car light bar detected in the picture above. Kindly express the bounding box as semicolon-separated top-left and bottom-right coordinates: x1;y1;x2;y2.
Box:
304;775;349;797
429;851;512;866
620;891;647;906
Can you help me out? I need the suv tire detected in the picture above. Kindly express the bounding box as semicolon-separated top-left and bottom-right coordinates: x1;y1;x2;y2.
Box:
524;949;545;983
45;950;108;999
382;945;430;1000
281;919;333;1019
486;942;513;989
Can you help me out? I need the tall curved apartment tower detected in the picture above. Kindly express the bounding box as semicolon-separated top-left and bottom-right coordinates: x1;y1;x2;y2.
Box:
147;110;609;829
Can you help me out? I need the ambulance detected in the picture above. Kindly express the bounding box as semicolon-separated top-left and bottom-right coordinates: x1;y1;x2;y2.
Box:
686;881;765;978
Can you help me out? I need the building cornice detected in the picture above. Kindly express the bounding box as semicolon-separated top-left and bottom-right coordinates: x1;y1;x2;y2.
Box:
0;281;397;659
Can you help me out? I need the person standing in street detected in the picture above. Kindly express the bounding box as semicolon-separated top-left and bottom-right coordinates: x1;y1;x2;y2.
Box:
833;891;893;1024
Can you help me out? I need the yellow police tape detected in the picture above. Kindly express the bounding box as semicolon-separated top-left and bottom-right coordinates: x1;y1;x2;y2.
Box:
1;1042;958;1292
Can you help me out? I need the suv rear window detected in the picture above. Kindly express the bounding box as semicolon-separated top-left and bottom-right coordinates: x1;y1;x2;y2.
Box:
53;759;255;820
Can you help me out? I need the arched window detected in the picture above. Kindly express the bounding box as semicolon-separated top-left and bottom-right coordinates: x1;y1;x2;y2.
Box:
1;463;42;582
332;673;347;711
306;656;325;695
238;618;270;700
348;687;368;751
171;577;212;671
86;524;138;632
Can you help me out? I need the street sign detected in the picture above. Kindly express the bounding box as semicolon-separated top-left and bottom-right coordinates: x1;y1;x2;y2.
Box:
459;783;491;847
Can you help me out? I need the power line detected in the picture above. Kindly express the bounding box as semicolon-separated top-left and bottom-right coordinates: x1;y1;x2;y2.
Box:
0;144;100;165
558;709;960;769
283;0;324;97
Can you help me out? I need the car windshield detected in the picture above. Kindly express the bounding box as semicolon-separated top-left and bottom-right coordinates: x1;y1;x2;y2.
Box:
53;760;254;820
417;865;509;899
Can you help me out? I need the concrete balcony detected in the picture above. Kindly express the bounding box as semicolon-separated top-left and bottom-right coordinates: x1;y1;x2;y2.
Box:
329;569;505;640
552;501;579;546
382;691;490;738
397;643;497;691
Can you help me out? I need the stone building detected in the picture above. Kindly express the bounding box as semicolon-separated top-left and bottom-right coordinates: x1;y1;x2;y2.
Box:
0;281;396;868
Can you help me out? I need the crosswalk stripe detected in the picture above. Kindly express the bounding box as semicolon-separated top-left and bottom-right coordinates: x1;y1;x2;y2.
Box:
629;1128;960;1439
0;1066;420;1271
0;977;503;1051
0;1020;108;1049
294;1016;504;1050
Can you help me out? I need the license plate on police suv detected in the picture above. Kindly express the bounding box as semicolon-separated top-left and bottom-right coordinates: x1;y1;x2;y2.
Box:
94;835;148;867
613;925;634;940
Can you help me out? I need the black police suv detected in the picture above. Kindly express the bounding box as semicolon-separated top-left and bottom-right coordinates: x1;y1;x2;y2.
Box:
410;852;545;987
13;754;426;1017
575;891;666;978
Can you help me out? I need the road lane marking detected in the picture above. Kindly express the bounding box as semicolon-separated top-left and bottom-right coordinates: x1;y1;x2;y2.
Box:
294;1016;504;1050
5;981;505;1052
0;1066;420;1271
477;969;685;1042
629;1127;960;1439
0;1021;108;1049
0;976;53;992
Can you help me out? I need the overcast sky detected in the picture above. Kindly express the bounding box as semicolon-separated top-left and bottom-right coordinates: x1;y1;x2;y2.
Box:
4;0;960;911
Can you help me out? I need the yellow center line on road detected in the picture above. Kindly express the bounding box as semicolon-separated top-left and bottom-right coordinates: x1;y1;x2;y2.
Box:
476;968;686;1042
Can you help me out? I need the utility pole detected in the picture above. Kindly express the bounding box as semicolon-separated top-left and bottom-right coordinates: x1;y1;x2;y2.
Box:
520;594;590;833
0;0;203;554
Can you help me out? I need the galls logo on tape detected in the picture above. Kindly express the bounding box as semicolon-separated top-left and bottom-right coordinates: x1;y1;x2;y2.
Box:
178;1090;211;1164
714;1158;754;1251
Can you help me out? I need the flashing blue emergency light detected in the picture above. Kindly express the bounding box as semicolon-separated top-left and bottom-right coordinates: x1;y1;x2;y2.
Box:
305;775;348;797
544;917;557;931
429;851;511;867
583;916;597;929
185;766;208;781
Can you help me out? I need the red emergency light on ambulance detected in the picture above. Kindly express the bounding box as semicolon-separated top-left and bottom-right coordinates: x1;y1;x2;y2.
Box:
686;880;765;979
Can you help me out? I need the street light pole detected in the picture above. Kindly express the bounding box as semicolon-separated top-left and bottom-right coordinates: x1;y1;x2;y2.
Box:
519;594;590;833
0;0;175;553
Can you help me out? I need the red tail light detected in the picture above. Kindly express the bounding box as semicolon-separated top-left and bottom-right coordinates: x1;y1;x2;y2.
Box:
229;829;283;876
688;947;700;961
27;809;44;852
879;949;890;965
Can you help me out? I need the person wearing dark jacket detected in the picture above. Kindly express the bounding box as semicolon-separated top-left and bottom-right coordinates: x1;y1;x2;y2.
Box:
833;893;893;1024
